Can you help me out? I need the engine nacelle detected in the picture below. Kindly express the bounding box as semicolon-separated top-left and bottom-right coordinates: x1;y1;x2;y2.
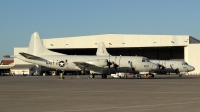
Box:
87;59;108;68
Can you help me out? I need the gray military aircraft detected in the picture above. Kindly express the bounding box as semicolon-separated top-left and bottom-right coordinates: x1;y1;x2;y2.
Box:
96;42;160;78
97;42;195;78
151;60;195;77
4;32;158;79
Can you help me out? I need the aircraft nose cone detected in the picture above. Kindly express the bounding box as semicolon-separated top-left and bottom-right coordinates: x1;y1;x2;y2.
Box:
192;67;195;71
152;64;159;70
188;66;195;71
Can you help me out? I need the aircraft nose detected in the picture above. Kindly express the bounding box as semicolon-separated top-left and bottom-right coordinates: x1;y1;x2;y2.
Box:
192;66;195;71
152;64;159;70
188;66;195;71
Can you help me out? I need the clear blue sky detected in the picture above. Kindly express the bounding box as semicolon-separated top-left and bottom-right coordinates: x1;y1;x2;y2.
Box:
0;0;200;61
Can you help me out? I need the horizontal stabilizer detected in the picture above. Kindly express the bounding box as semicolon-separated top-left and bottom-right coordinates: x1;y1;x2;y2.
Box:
3;55;15;58
19;52;40;59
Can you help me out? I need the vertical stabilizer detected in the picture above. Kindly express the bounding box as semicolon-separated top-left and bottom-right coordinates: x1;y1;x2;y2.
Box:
27;32;63;55
96;42;110;56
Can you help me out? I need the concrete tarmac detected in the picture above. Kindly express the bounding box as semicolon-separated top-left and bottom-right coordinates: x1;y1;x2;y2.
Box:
0;75;200;112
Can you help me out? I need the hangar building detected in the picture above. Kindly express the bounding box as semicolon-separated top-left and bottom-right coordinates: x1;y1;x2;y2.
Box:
13;34;200;75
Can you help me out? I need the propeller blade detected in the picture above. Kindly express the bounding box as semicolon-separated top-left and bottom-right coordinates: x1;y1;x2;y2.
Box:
158;64;165;70
175;68;180;74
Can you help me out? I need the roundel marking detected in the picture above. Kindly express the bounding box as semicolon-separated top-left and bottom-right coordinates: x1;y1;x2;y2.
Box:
59;61;65;67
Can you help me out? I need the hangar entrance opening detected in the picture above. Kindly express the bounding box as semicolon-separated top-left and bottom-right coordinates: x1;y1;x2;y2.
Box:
50;46;184;60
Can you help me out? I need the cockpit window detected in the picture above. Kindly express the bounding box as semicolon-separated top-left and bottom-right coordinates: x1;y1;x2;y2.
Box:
142;58;150;62
142;59;145;62
182;62;188;65
184;62;188;65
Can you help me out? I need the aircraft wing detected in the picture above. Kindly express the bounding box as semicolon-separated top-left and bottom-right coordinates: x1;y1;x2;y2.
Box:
73;59;108;69
73;62;99;68
19;52;41;59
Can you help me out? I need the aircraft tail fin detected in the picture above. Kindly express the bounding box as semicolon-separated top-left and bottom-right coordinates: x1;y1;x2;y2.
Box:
96;42;110;56
28;32;62;56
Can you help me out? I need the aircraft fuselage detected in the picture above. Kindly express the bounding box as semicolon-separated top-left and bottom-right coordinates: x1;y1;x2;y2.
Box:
18;55;158;74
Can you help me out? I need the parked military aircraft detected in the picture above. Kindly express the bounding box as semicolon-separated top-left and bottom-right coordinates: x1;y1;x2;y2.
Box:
96;42;160;78
4;32;158;79
151;60;195;76
96;42;195;78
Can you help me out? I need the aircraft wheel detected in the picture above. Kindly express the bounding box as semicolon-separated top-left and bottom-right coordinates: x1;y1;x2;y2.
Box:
102;74;107;79
101;75;104;79
92;74;95;78
124;74;128;78
89;74;93;79
137;75;141;79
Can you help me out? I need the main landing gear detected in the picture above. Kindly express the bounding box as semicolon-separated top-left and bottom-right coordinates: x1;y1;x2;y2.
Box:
101;74;107;79
145;74;155;78
88;74;95;79
88;74;107;79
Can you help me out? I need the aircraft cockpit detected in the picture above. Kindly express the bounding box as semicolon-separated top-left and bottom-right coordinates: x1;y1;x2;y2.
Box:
182;62;188;65
142;58;150;62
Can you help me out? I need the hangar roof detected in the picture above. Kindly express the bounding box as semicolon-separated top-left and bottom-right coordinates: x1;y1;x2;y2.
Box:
42;34;199;49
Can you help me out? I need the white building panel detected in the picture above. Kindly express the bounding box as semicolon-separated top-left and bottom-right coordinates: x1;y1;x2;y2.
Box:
187;44;200;75
42;34;189;49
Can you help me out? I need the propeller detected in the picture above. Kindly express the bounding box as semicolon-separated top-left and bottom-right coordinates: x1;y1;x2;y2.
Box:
113;63;118;70
157;64;166;74
106;60;119;74
107;55;112;75
158;64;165;70
107;60;113;67
130;61;135;72
175;68;180;74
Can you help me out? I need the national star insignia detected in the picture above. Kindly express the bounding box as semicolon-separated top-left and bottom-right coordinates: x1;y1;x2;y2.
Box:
59;61;65;67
